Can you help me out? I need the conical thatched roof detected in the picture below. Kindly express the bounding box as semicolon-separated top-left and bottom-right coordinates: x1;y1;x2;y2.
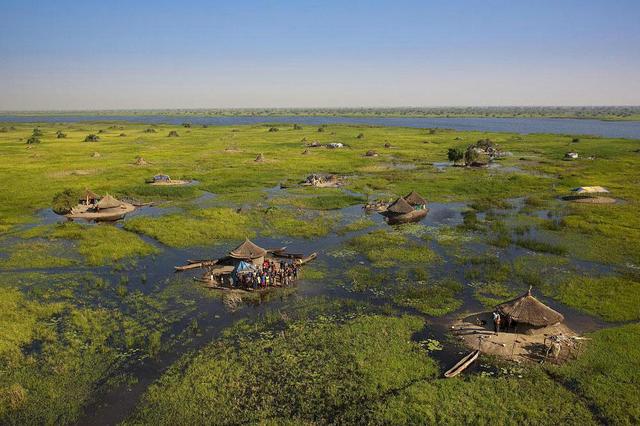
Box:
386;197;414;214
404;191;427;206
496;288;564;327
83;189;98;200
96;194;122;210
229;238;267;260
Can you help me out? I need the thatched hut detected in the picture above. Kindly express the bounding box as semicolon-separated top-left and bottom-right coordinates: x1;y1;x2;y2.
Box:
95;194;123;211
81;189;99;205
382;197;427;224
404;191;427;208
255;153;265;162
496;288;564;330
385;197;414;215
229;238;267;266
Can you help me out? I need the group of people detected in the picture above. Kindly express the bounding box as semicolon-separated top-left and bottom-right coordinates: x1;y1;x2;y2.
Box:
234;259;300;289
492;311;514;335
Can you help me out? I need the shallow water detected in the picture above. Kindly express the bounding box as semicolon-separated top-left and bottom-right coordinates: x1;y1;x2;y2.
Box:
2;187;623;425
2;115;640;138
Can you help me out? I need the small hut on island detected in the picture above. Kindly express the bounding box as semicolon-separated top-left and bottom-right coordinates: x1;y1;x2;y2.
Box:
66;193;135;221
148;174;191;186
452;288;580;364
380;192;429;224
175;238;317;291
563;186;615;204
301;173;342;188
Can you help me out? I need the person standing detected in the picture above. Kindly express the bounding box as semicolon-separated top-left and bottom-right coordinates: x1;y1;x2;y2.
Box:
492;311;501;335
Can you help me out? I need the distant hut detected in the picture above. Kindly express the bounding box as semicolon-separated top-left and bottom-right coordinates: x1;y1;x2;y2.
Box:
404;191;427;207
95;194;123;211
255;153;265;162
496;288;564;332
153;174;172;183
81;189;99;205
571;186;609;195
229;238;267;266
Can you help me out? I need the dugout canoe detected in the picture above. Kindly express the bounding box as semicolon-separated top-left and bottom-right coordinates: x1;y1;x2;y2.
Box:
443;350;480;378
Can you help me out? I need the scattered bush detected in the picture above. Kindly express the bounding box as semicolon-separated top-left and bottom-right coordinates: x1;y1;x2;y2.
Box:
26;136;40;145
32;128;43;137
356;133;364;139
268;127;279;132
447;148;464;163
167;130;179;137
84;134;100;142
293;124;303;130
56;131;66;139
143;128;157;133
51;189;80;214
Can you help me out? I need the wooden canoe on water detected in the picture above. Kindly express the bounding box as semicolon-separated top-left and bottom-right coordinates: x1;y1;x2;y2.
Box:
443;350;480;378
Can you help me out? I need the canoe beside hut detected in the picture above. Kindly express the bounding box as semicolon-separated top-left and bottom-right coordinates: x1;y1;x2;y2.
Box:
444;350;480;378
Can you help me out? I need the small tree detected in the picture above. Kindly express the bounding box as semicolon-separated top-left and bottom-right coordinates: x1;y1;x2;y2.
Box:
84;134;100;142
56;131;66;139
356;133;364;139
293;124;303;130
572;138;580;143
182;122;192;128
317;126;325;133
447;148;464;164
32;128;43;137
52;189;80;215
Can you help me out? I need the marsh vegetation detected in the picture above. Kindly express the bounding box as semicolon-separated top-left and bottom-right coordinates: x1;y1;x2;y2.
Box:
0;121;639;424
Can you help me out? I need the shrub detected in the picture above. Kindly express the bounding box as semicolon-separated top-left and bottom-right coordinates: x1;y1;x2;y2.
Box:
52;189;80;214
293;124;303;130
182;123;191;128
356;133;364;139
464;147;479;165
447;148;464;163
268;127;279;132
167;130;179;137
56;131;66;139
26;136;40;144
84;134;100;142
32;128;43;137
143;128;157;133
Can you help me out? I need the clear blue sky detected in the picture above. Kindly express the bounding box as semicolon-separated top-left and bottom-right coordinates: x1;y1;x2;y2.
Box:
1;0;639;110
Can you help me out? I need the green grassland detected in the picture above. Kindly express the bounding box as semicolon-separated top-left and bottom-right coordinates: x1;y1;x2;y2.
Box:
1;121;640;424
